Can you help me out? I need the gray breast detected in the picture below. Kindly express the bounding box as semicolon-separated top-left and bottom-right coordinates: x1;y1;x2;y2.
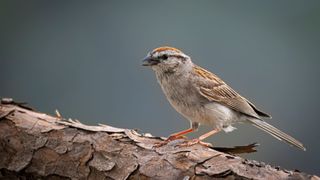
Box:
156;72;207;121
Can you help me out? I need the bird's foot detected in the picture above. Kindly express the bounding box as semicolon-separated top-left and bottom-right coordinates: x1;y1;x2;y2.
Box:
153;135;186;148
178;138;213;147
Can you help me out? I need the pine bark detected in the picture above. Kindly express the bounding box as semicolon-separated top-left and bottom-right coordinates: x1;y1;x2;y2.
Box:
0;98;318;180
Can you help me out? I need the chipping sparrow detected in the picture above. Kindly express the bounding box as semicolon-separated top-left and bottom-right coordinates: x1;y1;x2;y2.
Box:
142;46;305;151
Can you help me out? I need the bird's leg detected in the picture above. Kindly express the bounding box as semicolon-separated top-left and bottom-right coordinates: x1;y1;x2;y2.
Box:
179;128;221;147
154;122;199;147
153;128;193;148
166;128;194;140
198;128;221;141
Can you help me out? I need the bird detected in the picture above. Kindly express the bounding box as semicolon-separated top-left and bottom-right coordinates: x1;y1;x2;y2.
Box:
142;46;306;151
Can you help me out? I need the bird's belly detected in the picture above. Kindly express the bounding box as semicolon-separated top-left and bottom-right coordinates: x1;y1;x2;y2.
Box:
203;102;240;126
172;100;244;131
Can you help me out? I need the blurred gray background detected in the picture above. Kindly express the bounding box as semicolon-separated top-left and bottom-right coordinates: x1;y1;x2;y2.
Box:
1;0;319;175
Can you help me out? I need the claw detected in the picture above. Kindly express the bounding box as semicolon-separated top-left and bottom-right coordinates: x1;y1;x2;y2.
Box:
153;140;170;148
153;135;187;148
178;139;213;147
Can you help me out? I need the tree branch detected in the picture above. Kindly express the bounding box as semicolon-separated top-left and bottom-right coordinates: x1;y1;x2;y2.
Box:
0;98;318;179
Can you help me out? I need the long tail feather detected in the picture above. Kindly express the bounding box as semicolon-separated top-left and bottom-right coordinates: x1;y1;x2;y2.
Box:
248;118;306;151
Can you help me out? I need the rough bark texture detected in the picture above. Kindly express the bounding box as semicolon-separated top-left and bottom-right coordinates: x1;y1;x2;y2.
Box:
0;98;318;180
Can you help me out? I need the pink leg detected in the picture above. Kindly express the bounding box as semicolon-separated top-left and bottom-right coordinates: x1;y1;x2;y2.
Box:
168;128;194;140
180;128;221;147
198;129;220;141
154;128;194;147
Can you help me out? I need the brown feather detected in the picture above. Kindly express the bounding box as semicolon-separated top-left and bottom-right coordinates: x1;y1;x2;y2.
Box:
152;46;182;54
192;65;270;119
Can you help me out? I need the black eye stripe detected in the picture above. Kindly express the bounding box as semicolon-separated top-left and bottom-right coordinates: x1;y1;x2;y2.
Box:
161;55;168;60
169;55;186;60
160;54;184;59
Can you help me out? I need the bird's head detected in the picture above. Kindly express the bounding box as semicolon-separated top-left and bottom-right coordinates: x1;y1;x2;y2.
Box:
142;46;192;73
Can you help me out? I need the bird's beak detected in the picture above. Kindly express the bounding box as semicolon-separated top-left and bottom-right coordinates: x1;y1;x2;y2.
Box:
142;56;159;66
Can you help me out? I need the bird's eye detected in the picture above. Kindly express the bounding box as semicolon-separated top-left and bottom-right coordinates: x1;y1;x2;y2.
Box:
161;55;168;60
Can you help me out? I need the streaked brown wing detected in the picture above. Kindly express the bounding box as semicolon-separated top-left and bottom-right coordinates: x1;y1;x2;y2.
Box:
193;66;271;119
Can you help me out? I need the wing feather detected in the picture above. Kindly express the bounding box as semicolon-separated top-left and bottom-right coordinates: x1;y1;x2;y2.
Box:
193;65;271;119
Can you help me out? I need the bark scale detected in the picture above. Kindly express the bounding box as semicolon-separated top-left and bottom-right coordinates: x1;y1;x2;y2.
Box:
0;99;318;179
